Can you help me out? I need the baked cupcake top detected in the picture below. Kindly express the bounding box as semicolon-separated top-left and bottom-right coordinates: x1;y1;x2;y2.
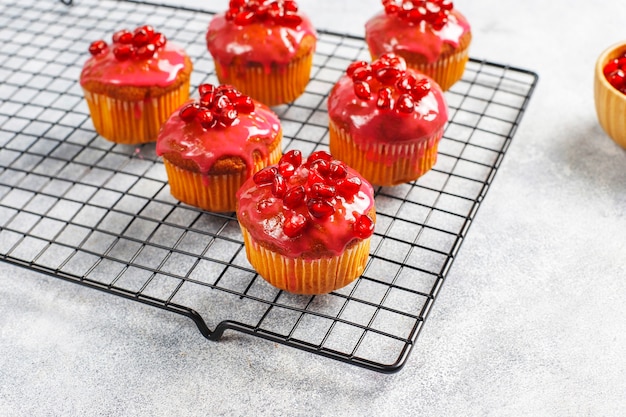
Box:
206;0;317;71
236;150;375;258
328;53;448;147
365;0;471;63
80;25;191;93
156;83;281;177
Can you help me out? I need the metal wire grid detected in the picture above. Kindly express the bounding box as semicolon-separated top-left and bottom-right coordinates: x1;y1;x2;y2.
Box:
0;0;537;373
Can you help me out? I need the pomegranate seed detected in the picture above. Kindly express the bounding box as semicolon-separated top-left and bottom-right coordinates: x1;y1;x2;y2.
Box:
135;43;156;60
347;61;369;78
375;66;402;85
351;66;372;82
152;33;167;48
278;161;295;178
441;0;454;11
112;29;132;44
397;73;418;92
283;213;308;238
310;159;331;177
113;44;134;61
218;106;239;127
384;3;400;14
275;12;303;27
396;94;415;113
200;91;216;108
271;175;288;198
198;83;217;96
604;52;626;94
213;95;232;112
307;150;332;164
608;70;626;90
283;0;298;12
279;149;303;168
306;170;326;188
379;53;406;70
328;161;348;181
229;0;246;8
353;214;374;239
253;166;278;185
310;182;336;198
354;81;372;100
377;87;394;110
283;185;306;209
411;78;431;101
335;176;362;197
88;40;108;56
235;10;257;25
197;109;216;129
179;102;200;122
307;198;335;219
132;27;151;47
232;95;255;113
225;9;238;20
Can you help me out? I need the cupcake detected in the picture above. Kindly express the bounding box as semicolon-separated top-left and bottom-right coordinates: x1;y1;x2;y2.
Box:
156;84;282;212
365;0;471;91
206;0;317;106
236;150;376;295
80;25;193;144
327;53;448;186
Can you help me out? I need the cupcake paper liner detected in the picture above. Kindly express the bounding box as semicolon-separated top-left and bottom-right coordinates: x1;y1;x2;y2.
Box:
329;121;443;186
214;50;314;106
83;80;190;145
163;141;282;212
240;225;372;295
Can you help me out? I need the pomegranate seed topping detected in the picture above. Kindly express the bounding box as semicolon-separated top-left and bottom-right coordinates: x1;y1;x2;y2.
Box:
411;78;431;100
351;66;372;82
307;198;335;219
200;91;216;108
152;33;167;48
271;175;288;198
396;94;415;113
347;61;369;78
197;109;216;129
283;185;306;209
253;166;278;185
306;170;326;188
382;0;452;27
279;149;303;168
354;81;372;100
283;0;298;12
278;161;295;178
377;87;394;110
379;53;406;70
397;73;418;92
310;182;336;198
235;10;257;25
375;66;402;84
310;159;331;177
229;0;246;8
232;95;255;113
179;102;200;122
218;106;239;127
276;12;303;27
308;150;332;164
132;27;151;47
353;214;374;239
199;83;217;97
135;43;156;60
283;212;308;238
88;40;108;56
328;161;348;181
336;176;362;198
113;44;134;61
213;95;232;112
112;29;132;44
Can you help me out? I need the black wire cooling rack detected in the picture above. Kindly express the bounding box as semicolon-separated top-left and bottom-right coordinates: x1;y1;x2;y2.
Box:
0;0;538;373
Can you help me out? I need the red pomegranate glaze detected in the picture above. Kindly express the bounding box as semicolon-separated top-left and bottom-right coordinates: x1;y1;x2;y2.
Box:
328;54;448;164
156;84;280;179
236;151;375;258
365;1;470;64
206;0;317;74
80;25;187;88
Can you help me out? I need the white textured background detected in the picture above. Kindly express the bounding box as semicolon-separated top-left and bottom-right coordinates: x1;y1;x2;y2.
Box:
1;0;626;416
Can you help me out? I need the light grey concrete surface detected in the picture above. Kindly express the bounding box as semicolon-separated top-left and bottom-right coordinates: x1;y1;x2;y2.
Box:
2;0;626;416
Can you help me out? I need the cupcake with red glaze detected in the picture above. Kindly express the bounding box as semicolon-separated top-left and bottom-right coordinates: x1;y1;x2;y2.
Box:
80;25;193;144
328;53;448;186
365;0;471;91
156;84;282;213
236;150;375;295
206;0;317;106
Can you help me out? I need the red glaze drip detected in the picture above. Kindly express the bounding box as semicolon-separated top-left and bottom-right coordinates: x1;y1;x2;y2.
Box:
80;26;187;88
365;8;470;63
328;54;448;163
206;4;317;74
156;90;280;178
236;152;375;258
